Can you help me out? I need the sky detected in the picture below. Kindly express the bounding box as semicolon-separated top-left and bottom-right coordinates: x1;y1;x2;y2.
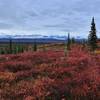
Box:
0;0;100;38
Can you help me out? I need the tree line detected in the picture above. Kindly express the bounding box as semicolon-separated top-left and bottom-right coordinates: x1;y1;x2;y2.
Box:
0;17;98;54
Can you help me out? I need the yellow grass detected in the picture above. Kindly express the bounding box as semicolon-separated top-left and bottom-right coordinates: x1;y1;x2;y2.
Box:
94;50;100;54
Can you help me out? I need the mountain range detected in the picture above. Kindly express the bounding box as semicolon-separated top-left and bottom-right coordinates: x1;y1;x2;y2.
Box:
0;34;83;39
0;34;84;43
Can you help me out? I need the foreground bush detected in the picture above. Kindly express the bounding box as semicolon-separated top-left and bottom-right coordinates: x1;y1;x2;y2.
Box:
0;46;100;100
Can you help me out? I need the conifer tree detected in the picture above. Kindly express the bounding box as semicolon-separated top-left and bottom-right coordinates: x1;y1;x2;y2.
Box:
9;38;13;54
88;17;98;51
67;33;71;50
33;41;37;51
71;37;75;44
64;33;71;56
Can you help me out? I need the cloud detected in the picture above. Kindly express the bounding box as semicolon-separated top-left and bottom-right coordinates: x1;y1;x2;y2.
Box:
0;22;13;29
0;0;99;37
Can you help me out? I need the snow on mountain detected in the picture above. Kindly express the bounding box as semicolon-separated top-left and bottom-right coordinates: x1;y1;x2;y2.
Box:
0;32;84;40
0;34;67;40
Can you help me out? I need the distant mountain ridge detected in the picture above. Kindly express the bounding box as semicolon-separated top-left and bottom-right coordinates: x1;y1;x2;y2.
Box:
0;34;67;40
0;34;85;43
0;34;83;40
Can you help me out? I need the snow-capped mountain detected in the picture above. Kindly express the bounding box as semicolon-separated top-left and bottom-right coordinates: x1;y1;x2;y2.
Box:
0;34;67;40
0;33;85;44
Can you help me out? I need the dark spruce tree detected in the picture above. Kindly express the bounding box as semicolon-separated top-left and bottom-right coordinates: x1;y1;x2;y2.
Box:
88;17;98;51
71;37;75;44
64;33;71;56
33;41;37;51
9;38;13;54
67;33;71;50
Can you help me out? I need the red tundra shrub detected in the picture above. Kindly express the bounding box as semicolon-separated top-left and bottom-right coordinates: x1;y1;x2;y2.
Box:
0;46;100;100
2;61;33;72
0;72;15;83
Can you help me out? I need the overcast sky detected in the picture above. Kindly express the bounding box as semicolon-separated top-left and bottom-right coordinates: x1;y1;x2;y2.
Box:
0;0;100;37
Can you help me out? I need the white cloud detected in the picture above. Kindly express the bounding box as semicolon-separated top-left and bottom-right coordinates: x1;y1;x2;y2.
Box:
0;0;99;37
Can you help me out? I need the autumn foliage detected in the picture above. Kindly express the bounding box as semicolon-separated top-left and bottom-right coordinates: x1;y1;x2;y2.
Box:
0;45;100;100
